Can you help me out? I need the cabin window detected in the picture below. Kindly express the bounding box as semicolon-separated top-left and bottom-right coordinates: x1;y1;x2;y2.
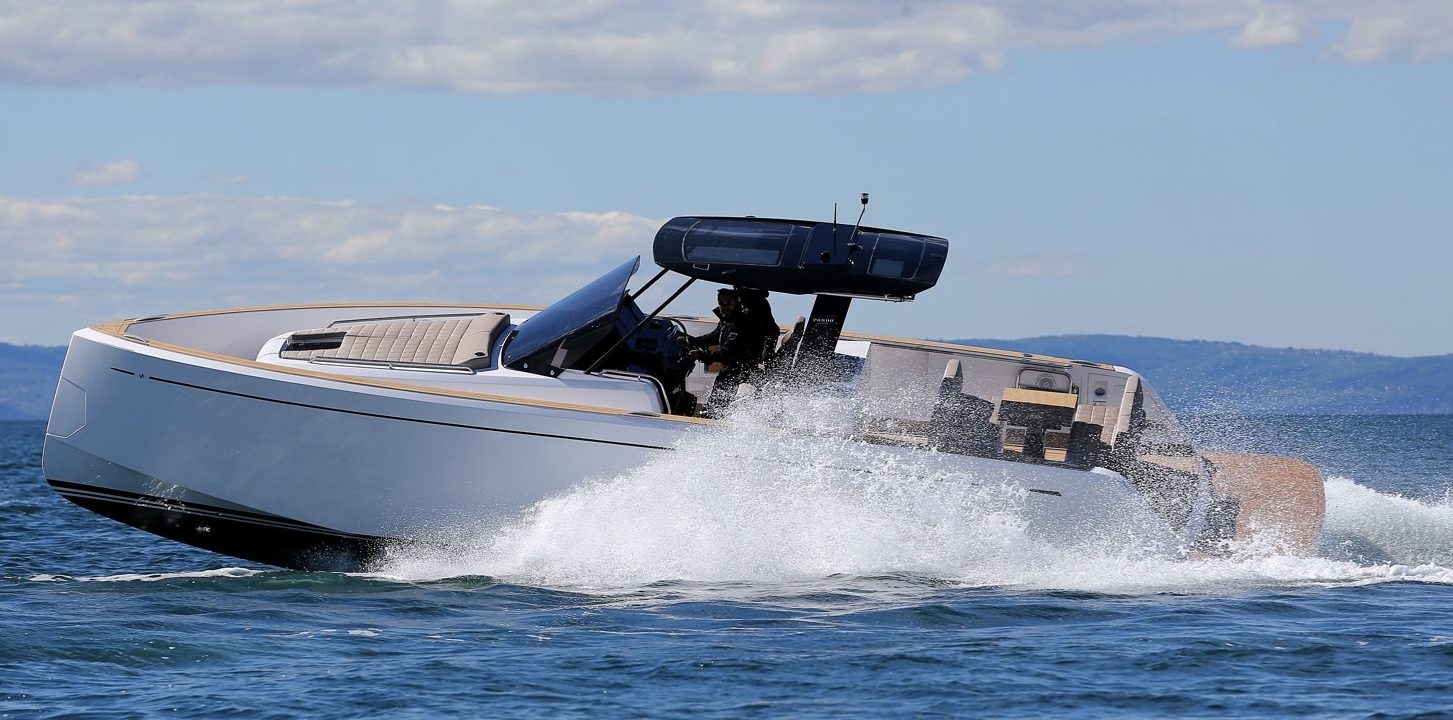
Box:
865;233;925;279
683;219;790;266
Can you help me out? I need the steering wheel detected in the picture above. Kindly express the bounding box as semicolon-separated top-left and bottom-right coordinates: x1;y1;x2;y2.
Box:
665;319;692;365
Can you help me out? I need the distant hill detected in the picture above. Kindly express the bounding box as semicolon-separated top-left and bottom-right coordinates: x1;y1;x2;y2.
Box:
3;337;1450;419
0;342;66;420
947;335;1453;415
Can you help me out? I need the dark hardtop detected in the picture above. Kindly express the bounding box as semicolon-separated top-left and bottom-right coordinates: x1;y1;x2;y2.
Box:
653;216;948;301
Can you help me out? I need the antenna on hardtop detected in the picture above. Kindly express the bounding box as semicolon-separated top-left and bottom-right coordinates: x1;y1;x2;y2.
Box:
846;192;869;262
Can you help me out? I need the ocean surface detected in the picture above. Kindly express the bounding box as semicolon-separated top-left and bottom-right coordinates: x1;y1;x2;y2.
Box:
2;415;1451;718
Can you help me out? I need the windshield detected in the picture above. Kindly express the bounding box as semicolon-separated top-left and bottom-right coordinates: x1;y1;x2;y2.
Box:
503;256;640;375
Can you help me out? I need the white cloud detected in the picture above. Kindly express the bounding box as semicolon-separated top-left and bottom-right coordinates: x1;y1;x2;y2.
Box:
1234;6;1302;48
1337;15;1424;63
0;194;663;341
71;159;141;186
0;1;1448;95
0;199;91;222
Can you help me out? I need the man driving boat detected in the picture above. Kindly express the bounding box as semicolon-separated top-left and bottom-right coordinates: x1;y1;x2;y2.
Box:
681;287;773;417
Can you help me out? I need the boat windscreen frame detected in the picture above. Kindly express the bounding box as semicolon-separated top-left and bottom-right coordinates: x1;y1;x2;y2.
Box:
502;256;640;376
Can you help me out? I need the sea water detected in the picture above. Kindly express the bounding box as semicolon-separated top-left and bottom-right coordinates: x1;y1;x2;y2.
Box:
2;414;1450;718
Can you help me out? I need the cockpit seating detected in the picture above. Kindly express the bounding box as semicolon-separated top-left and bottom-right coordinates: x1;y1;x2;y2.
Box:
998;386;1077;462
1067;405;1112;468
280;312;512;369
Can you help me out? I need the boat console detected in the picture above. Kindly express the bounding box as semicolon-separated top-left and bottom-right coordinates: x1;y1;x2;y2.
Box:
484;214;954;417
498;256;697;413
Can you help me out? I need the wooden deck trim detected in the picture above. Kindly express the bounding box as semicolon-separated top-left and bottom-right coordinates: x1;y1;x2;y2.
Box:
124;301;546;323
838;331;1117;370
1002;387;1079;409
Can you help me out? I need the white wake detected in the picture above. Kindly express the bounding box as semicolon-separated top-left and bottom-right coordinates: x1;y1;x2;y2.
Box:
376;399;1453;593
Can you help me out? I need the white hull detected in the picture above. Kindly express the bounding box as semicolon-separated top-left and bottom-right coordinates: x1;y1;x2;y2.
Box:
43;309;1187;569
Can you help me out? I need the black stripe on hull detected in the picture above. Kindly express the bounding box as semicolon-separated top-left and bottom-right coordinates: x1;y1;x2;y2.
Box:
47;480;394;572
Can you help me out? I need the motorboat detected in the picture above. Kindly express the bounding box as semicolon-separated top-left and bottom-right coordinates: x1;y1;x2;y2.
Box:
42;211;1326;570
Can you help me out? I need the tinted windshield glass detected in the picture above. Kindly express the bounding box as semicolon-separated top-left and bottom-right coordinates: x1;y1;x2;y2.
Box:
503;256;639;371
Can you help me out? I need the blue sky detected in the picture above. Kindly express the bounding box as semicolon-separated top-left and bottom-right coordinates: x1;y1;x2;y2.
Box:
2;1;1450;355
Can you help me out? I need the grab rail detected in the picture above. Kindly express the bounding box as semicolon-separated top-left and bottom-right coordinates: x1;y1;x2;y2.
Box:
308;356;477;375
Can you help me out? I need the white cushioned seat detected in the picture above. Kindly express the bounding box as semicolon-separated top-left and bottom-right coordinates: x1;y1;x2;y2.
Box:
451;313;511;368
280;312;511;368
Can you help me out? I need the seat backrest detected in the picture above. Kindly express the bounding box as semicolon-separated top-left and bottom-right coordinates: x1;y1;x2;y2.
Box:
941;358;963;388
771;315;808;368
451;312;512;369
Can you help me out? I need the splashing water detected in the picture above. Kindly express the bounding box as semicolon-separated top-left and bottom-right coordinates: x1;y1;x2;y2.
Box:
1319;476;1453;567
376;397;1453;593
385;395;1035;585
28;567;264;583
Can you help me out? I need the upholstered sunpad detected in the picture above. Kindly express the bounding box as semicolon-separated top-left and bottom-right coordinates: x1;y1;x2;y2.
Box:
280;312;511;369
